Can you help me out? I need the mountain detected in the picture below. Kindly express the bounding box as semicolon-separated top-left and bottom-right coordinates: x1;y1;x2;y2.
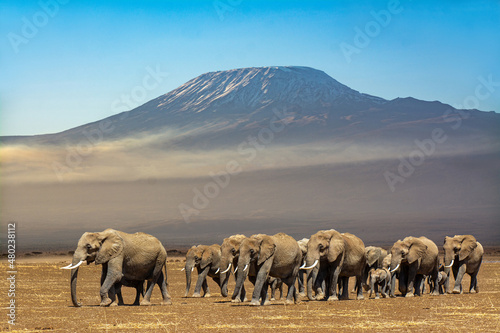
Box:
2;66;500;248
5;66;498;149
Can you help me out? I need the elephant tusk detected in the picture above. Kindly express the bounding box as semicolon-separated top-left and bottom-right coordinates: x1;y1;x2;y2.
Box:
181;267;185;271
220;263;232;274
61;260;84;270
299;261;307;269
191;267;194;272
243;264;248;272
234;267;238;274
215;268;220;274
390;263;400;273
300;259;318;270
444;259;454;268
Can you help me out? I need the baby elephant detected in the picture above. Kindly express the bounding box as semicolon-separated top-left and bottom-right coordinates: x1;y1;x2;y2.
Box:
428;271;448;294
269;277;283;301
368;268;391;299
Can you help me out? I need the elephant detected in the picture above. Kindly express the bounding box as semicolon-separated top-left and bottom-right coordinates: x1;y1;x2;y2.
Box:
390;236;439;297
382;253;406;298
443;235;483;294
183;244;224;297
232;233;302;306
361;246;388;291
268;277;283;301
301;229;366;301
427;268;448;295
219;234;247;302
193;244;224;297
183;245;210;297
368;267;391;299
61;229;171;307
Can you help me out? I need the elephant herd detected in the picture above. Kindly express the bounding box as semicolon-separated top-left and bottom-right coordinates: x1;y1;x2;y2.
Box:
62;229;484;307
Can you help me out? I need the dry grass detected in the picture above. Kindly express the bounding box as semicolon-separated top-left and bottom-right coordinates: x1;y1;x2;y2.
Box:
0;260;499;332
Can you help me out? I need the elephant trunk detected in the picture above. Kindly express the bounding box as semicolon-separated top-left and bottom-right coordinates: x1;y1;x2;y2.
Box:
220;257;236;298
69;254;85;307
184;261;195;297
232;259;249;300
390;256;401;273
304;253;319;300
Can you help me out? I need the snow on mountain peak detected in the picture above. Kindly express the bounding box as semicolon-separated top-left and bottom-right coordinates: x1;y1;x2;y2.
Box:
153;66;383;115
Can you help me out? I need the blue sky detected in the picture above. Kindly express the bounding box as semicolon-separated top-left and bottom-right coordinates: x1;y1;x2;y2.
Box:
1;0;499;136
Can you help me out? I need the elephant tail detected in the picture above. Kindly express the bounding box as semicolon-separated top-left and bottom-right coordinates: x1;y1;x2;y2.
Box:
163;256;168;287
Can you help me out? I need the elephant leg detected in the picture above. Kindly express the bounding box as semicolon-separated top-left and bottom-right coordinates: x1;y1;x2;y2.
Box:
114;283;124;305
327;265;341;301
133;282;143;305
260;279;270;306
356;274;364;300
381;281;388;298
100;263;123;307
375;281;381;299
414;275;423;296
108;284;118;306
279;281;284;300
193;267;210;297
251;262;272;306
155;271;172;305
298;271;305;296
453;264;467;294
405;265;417;297
399;266;408;296
315;272;326;300
281;275;296;304
469;272;479;293
340;276;349;300
141;260;163;305
270;279;277;301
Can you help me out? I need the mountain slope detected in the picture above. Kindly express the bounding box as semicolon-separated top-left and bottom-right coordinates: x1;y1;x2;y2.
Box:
1;66;499;150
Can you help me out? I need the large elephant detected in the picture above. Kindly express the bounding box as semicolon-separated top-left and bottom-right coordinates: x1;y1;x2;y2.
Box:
193;244;224;297
361;246;388;291
219;234;247;302
390;236;439;297
301;230;365;301
232;233;302;306
183;245;211;297
61;229;171;307
443;235;483;294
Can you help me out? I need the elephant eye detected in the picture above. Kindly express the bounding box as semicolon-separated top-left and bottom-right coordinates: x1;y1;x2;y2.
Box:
231;248;236;255
250;249;255;254
319;244;324;249
86;244;92;250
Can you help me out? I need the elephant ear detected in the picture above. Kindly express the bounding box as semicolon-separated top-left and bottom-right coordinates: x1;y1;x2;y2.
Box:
257;236;275;266
405;237;427;264
327;230;345;263
366;247;381;266
95;229;123;264
459;235;477;261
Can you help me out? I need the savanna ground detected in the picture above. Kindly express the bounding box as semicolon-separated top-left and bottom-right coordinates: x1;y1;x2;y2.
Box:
1;251;500;332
